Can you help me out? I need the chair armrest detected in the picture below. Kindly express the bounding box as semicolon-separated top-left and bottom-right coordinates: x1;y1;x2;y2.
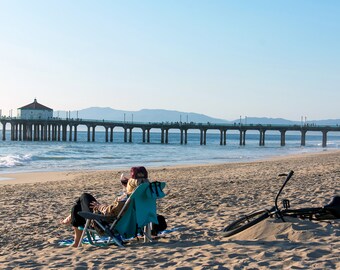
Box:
78;211;116;222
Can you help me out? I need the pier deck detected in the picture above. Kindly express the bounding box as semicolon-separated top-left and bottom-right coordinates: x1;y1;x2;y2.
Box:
1;117;340;147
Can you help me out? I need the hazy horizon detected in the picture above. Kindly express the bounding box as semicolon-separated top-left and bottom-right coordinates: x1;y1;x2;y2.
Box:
1;101;340;123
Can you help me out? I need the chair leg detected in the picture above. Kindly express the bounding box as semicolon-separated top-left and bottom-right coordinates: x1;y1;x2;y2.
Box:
110;236;125;247
143;223;152;243
78;219;90;247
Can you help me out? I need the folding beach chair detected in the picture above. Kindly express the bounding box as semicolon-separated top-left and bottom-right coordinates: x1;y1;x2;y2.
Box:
77;181;166;247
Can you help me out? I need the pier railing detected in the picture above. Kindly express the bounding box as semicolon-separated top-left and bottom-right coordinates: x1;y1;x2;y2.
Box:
1;117;340;147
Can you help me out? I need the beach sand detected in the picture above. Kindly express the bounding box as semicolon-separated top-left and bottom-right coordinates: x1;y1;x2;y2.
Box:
0;150;339;269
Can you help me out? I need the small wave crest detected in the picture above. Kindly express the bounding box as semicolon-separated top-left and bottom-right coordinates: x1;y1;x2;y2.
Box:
316;142;339;148
0;154;32;168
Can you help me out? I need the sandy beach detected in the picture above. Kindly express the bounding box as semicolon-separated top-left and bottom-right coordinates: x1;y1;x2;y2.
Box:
0;150;339;269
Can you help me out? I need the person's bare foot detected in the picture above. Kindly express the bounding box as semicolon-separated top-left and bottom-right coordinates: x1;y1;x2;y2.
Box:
60;215;71;225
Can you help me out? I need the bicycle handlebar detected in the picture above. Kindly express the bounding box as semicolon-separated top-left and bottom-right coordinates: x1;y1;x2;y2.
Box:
278;171;294;178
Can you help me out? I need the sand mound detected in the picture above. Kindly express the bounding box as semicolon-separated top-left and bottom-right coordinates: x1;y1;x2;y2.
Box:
227;217;338;242
223;217;339;269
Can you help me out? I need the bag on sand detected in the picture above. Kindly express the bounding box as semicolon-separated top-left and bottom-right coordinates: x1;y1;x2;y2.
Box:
151;215;167;236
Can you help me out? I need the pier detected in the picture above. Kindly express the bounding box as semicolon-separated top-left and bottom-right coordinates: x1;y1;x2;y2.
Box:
1;117;340;147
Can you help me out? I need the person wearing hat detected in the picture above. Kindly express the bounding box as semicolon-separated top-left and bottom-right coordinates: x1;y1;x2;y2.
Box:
60;166;150;247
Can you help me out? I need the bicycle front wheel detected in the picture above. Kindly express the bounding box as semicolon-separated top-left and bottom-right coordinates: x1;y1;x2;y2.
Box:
222;207;274;237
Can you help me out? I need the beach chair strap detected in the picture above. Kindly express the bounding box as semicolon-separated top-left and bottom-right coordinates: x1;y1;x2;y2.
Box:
149;181;165;198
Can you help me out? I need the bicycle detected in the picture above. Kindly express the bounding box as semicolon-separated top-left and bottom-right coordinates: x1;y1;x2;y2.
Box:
223;170;340;237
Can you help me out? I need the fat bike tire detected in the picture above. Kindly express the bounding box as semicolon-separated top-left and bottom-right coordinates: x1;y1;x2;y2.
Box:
282;207;330;220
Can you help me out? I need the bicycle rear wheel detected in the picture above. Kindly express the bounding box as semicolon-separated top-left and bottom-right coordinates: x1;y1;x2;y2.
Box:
282;207;334;220
222;207;274;237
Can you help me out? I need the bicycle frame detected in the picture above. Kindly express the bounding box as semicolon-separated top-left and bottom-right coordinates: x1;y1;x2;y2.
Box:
274;170;294;222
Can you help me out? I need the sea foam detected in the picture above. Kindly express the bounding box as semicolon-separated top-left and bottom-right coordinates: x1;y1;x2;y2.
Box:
0;154;32;168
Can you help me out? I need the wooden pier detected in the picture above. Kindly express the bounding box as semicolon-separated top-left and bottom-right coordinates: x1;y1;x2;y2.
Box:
1;117;340;147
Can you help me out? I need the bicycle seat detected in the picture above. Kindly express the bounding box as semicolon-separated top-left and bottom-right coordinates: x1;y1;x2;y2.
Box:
324;196;340;218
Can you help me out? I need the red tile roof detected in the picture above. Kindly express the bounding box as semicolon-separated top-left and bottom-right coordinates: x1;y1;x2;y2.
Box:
19;99;53;111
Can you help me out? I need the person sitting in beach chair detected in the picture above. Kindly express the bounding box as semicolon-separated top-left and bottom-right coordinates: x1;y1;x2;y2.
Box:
60;166;150;247
77;180;166;247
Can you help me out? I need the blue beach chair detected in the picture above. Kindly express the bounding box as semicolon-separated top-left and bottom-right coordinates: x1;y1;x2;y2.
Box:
77;181;166;247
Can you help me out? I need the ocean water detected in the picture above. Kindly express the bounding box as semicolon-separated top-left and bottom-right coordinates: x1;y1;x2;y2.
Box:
0;130;339;176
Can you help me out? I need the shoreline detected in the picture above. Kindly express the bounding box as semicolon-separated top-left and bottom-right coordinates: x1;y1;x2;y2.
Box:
1;149;339;185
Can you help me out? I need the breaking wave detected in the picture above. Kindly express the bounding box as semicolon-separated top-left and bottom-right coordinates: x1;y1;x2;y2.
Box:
0;154;32;168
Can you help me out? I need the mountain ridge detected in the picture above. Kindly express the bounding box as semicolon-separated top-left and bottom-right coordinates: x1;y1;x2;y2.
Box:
54;107;340;125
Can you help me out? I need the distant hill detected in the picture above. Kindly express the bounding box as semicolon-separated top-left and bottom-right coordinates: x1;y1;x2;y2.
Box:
54;107;340;126
236;117;340;126
236;117;297;125
54;107;230;124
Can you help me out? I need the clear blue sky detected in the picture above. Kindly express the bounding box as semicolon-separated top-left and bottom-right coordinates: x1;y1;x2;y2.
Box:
0;1;339;121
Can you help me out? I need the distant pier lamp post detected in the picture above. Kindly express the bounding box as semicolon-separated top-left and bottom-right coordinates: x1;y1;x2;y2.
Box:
124;113;126;124
186;115;188;123
239;115;242;125
245;116;247;125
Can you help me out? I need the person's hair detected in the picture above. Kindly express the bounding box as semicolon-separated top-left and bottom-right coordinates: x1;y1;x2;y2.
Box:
130;166;148;179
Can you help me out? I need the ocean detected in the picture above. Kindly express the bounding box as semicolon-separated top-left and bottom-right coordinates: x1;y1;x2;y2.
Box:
0;130;339;177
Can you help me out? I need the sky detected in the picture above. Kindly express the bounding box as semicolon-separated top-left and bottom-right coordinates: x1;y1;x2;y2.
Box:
0;1;339;121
